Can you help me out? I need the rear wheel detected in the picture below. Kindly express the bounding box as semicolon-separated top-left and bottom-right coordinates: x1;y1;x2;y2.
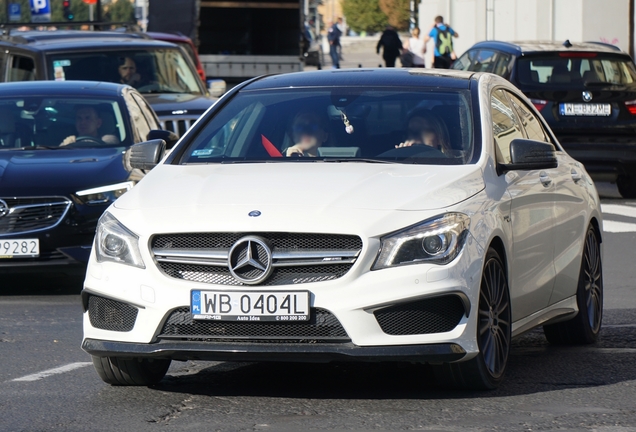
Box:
617;175;636;199
544;226;603;345
92;356;171;386
433;248;511;390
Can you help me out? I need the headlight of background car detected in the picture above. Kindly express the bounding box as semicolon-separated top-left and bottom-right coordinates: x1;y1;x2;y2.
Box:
372;213;470;270
74;181;134;205
95;212;145;268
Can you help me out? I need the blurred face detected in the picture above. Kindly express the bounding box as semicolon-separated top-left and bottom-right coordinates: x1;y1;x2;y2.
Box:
76;107;102;137
118;58;136;82
408;116;440;149
412;28;420;38
292;114;327;151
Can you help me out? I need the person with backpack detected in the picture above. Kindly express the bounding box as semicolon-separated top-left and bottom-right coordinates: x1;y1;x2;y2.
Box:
425;16;459;69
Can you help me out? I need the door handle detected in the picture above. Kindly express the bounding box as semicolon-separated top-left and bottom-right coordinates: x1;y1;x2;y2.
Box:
539;171;552;187
571;169;582;183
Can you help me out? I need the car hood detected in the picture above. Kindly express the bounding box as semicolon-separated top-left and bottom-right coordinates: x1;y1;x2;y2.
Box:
115;163;485;213
142;93;216;117
0;147;130;196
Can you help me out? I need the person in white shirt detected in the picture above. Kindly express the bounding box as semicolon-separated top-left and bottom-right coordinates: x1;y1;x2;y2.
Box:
404;27;426;67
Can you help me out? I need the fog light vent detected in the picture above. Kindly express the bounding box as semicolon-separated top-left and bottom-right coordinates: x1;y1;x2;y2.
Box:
374;295;465;335
88;295;138;332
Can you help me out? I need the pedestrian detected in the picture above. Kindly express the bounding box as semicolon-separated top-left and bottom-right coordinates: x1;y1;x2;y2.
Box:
336;17;345;61
376;25;402;68
327;19;342;69
424;16;459;69
403;27;426;68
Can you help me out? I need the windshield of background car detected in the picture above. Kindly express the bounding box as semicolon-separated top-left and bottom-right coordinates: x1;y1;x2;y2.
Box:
0;97;129;149
46;49;202;95
180;88;474;165
517;53;636;86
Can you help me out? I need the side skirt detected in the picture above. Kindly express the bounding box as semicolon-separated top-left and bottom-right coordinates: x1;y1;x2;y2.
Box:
511;296;578;338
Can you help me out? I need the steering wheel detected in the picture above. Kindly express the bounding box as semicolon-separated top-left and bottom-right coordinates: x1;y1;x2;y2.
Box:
68;136;103;146
136;83;161;93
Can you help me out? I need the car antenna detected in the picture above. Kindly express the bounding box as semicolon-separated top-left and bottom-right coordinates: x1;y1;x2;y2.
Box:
563;39;573;48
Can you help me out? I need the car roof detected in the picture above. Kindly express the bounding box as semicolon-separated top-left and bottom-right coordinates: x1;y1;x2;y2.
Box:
0;30;176;51
146;32;192;44
0;80;129;97
243;68;476;90
469;40;626;55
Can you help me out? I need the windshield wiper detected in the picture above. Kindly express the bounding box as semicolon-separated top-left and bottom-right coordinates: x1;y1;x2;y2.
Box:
0;146;71;151
320;158;393;164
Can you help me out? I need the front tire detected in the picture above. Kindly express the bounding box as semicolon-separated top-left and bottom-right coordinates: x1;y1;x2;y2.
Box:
544;225;603;345
434;248;511;390
92;356;171;386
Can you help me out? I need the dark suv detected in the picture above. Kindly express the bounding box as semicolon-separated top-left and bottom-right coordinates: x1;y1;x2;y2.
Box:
453;40;636;197
0;29;217;137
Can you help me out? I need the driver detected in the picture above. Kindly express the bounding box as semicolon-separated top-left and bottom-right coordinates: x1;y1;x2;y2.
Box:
61;106;119;146
395;109;451;155
118;57;142;87
285;111;329;157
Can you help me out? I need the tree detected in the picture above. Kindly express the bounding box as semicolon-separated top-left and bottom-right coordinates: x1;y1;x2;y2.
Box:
341;0;387;34
379;0;410;31
104;0;134;23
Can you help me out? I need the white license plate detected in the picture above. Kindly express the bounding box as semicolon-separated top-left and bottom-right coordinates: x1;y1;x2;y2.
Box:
0;239;40;258
560;103;611;116
191;290;310;322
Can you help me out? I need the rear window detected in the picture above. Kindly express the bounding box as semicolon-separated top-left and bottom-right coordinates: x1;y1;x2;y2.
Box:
517;54;636;86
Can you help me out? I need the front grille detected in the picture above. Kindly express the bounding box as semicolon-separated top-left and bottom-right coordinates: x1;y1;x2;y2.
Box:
87;295;138;332
152;233;362;286
374;295;466;336
160;117;197;137
159;307;350;343
0;197;71;235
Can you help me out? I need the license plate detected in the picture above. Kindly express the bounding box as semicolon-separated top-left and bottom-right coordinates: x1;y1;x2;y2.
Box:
191;290;310;322
0;239;40;258
560;103;611;116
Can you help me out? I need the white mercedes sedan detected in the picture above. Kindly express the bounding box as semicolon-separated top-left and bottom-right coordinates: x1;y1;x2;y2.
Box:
81;69;603;390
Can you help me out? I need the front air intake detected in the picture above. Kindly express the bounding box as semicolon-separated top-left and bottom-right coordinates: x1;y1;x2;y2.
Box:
374;295;466;335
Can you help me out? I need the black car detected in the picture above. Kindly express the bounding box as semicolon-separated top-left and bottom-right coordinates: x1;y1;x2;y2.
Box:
453;40;636;197
0;80;175;270
0;29;217;137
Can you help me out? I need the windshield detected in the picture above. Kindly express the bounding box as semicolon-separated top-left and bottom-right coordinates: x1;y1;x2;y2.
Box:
0;97;130;149
180;88;474;165
517;54;636;86
47;49;202;95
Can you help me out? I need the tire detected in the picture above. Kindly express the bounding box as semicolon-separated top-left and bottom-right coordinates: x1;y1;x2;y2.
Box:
433;248;511;390
544;226;603;345
91;356;171;386
617;175;636;199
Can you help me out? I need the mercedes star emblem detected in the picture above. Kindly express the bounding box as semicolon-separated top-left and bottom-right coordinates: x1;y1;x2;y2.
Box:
582;91;593;102
248;210;261;217
228;236;273;285
0;199;8;218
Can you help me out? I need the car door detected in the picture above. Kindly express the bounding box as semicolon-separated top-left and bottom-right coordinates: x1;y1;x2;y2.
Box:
491;88;557;321
508;92;588;305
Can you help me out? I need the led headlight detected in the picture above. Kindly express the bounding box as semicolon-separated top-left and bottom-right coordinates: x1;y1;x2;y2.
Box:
95;212;145;268
372;213;470;270
75;181;134;205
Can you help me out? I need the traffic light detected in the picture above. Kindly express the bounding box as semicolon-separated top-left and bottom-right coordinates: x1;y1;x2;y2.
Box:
63;0;74;20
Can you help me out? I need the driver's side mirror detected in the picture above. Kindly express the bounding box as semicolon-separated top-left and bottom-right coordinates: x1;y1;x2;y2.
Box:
128;139;166;171
207;79;227;98
147;129;179;149
498;139;558;173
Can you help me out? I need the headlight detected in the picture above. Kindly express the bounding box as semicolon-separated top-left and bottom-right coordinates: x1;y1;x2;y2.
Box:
372;213;470;270
75;181;134;205
95;212;145;268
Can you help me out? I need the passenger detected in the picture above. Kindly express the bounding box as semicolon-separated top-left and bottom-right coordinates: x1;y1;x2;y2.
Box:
117;57;142;87
395;109;451;155
285;111;329;157
61;105;119;146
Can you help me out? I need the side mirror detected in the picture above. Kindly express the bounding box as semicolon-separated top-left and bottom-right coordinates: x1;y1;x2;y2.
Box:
128;139;166;170
498;139;558;173
207;79;227;98
147;129;179;149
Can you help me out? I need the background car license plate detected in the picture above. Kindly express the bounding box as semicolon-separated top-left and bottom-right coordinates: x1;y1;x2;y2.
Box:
0;239;39;258
191;290;310;322
560;103;611;116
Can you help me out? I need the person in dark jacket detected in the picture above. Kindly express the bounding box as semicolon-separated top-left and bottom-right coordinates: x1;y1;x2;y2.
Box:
376;25;402;67
327;19;342;69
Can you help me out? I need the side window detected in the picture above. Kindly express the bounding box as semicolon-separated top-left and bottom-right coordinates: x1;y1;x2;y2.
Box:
493;53;512;77
9;55;35;82
131;93;159;131
490;89;524;164
507;92;551;143
123;92;151;142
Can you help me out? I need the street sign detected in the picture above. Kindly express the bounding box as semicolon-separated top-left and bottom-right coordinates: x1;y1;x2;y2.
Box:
8;3;21;22
30;0;51;23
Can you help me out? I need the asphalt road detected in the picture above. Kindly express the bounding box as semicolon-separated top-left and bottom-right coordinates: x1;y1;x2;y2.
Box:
1;184;636;432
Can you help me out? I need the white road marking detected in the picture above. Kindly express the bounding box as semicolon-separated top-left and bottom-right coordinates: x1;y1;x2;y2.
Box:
601;204;636;219
12;362;92;382
603;220;636;233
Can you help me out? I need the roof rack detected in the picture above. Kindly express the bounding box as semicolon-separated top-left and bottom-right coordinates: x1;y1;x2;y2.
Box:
0;21;140;36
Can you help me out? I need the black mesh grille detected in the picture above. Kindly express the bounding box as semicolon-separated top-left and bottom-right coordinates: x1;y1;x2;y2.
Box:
159;307;350;343
152;233;363;251
88;295;138;332
374;296;465;336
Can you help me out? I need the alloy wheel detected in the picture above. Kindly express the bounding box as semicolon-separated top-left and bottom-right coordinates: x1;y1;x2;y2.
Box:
583;230;603;333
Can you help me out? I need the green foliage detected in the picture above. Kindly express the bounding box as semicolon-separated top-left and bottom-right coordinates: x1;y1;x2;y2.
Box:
379;0;410;31
0;0;131;24
341;0;388;34
104;0;134;23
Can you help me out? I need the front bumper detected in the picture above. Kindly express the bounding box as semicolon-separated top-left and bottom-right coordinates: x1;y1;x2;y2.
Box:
82;338;466;363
